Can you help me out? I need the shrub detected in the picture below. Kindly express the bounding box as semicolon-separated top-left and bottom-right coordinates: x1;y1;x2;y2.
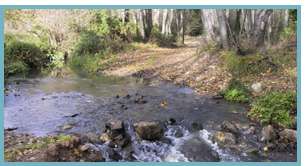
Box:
4;60;29;77
69;54;101;74
73;31;107;57
248;91;296;128
220;79;250;103
4;38;51;77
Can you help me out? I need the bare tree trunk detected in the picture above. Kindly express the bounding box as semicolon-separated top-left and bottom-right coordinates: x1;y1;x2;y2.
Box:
201;9;219;44
142;9;153;41
252;9;273;47
216;10;229;49
176;9;185;45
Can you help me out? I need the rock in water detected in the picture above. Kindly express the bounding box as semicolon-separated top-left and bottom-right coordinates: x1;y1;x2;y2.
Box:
80;143;91;152
251;82;262;93
261;125;275;142
179;136;220;161
279;129;296;144
212;131;236;146
134;121;164;141
104;120;129;147
105;120;124;132
221;121;239;135
62;124;73;130
100;133;111;143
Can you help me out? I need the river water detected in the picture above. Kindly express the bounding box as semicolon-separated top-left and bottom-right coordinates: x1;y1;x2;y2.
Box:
4;75;296;162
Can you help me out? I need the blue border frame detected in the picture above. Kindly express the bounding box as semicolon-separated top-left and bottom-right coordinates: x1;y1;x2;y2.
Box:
0;5;301;166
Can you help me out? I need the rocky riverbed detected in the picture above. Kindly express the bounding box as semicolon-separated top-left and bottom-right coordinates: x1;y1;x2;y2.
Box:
4;75;297;162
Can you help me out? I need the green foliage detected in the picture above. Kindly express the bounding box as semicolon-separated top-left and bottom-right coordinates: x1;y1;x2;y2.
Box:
73;31;107;56
221;51;276;76
4;60;29;77
289;9;297;26
248;91;296;128
4;35;52;77
280;25;296;44
70;10;139;74
69;54;101;74
221;79;250;103
25;134;73;150
89;10;137;41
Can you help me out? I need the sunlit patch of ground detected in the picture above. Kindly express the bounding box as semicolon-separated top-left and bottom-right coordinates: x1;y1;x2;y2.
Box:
103;36;296;95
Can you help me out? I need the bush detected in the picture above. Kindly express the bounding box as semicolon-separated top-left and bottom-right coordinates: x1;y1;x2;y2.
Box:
69;54;101;74
4;60;29;77
4;38;51;77
73;31;107;57
248;91;296;128
220;79;250;103
221;51;277;76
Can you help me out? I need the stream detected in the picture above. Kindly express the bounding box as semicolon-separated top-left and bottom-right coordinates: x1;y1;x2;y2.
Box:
4;74;296;162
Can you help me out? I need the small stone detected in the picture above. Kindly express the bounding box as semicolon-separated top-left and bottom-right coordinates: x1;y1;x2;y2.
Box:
212;131;236;146
47;144;59;156
84;133;100;143
191;122;203;131
261;125;275;142
80;143;91;152
263;146;269;152
221;121;239;135
167;118;176;125
251;82;263;93
100;133;111;143
105;120;123;132
62;124;73;130
245;147;259;155
245;126;256;135
29;157;36;161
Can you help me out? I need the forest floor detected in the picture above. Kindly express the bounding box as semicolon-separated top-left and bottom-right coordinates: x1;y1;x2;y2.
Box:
103;36;230;95
103;36;296;96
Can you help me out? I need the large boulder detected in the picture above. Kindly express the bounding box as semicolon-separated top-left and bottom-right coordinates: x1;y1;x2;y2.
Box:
212;131;236;147
260;125;275;142
134;121;164;141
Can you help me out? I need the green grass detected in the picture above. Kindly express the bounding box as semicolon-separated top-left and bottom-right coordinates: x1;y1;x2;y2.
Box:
221;51;277;77
248;91;296;128
220;79;250;103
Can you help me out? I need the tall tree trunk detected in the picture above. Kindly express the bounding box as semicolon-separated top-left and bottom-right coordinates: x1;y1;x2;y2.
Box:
216;10;229;49
142;9;153;41
201;9;218;44
252;9;273;47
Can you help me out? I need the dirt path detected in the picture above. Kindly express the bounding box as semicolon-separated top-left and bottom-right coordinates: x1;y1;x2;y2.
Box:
104;37;230;95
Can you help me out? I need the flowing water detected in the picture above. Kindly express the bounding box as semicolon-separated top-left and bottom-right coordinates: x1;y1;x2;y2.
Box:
4;74;296;162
